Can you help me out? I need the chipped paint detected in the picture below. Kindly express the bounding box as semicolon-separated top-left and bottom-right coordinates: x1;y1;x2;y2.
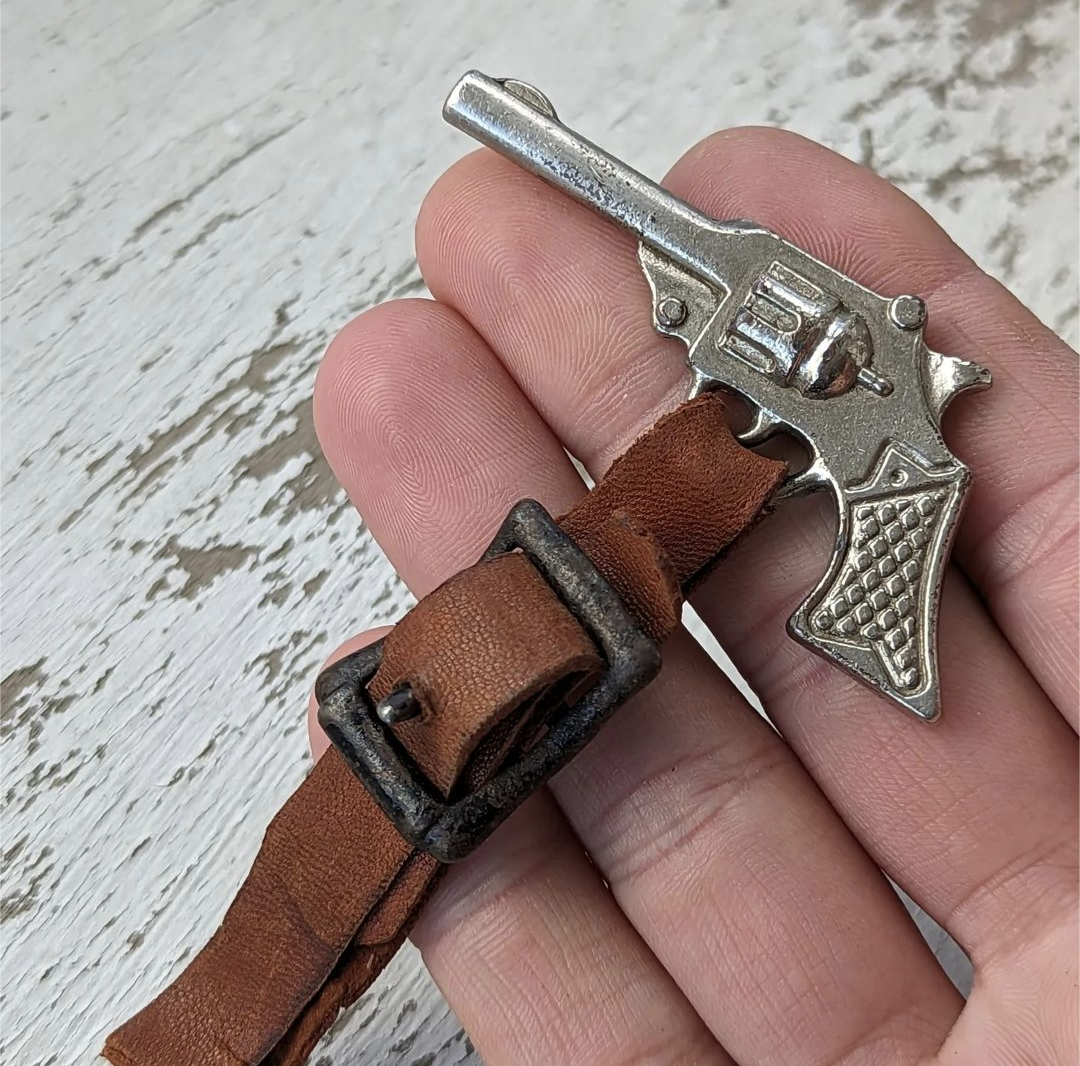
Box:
127;124;300;246
146;537;258;601
0;660;48;724
2;1;1076;1064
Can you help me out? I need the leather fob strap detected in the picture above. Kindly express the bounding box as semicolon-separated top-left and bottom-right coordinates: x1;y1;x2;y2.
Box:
104;395;786;1066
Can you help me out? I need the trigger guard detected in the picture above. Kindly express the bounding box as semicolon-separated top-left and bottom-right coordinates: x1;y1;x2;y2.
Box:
772;460;829;501
735;405;782;446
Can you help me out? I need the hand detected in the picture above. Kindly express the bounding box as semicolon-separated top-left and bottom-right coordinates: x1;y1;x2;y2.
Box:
308;128;1078;1066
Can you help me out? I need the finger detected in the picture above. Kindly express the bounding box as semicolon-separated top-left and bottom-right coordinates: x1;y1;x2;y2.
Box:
410;799;726;1066
308;628;727;1066
411;134;1078;967
315;297;964;1065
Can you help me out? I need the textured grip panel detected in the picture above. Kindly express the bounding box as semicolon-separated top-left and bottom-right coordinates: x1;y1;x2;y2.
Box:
789;441;970;720
811;491;944;691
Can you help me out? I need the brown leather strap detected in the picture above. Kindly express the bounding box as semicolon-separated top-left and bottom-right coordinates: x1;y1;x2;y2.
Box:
104;395;785;1066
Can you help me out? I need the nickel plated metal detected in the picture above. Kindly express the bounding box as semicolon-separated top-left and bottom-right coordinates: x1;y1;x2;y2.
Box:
443;71;992;721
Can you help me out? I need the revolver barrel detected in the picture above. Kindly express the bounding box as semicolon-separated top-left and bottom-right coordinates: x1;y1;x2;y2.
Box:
443;71;733;289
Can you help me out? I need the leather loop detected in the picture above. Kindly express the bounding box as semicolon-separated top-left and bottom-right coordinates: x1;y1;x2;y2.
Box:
371;552;603;794
104;394;786;1066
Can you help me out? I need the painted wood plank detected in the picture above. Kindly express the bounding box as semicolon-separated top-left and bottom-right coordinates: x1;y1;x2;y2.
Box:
2;1;1076;1062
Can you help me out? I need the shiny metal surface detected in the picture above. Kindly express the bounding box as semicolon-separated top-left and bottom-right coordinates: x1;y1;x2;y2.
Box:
444;71;993;721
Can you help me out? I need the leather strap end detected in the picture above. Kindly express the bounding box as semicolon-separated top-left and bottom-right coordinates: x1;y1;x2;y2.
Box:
103;393;786;1066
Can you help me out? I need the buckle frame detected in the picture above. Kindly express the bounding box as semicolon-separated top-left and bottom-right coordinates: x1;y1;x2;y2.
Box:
315;499;661;862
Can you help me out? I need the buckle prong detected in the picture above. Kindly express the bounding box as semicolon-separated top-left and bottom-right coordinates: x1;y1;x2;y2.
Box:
316;499;661;863
375;686;420;725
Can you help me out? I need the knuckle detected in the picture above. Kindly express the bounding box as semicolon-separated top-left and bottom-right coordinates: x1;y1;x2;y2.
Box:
588;733;791;885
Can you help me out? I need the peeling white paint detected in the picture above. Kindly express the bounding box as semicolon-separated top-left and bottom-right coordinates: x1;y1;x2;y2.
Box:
2;0;1076;1063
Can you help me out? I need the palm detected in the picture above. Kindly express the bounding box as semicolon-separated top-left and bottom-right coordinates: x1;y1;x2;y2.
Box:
309;128;1078;1065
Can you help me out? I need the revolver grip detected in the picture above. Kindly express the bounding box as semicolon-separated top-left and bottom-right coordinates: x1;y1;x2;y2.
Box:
788;442;971;720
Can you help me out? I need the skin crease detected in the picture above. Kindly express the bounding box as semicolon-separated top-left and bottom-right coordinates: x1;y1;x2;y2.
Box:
310;129;1078;1066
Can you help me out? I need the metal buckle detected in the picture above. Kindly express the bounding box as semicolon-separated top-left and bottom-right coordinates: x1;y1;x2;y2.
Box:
315;499;661;862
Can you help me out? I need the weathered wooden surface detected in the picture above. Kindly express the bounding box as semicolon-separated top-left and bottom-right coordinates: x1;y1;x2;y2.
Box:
2;0;1076;1062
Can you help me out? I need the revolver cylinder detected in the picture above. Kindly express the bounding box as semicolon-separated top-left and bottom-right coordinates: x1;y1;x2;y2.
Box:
722;261;892;399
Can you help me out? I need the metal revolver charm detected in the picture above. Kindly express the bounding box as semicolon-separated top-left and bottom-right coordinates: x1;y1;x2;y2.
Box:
444;72;991;721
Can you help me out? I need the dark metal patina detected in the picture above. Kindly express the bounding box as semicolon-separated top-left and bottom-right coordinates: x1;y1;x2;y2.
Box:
315;498;661;863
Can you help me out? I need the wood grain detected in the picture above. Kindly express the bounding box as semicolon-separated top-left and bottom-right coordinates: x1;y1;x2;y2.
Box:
2;0;1076;1062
